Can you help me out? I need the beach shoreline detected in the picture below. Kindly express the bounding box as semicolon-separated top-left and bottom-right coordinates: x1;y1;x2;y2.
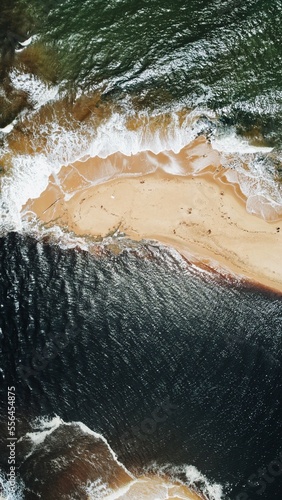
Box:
23;153;282;295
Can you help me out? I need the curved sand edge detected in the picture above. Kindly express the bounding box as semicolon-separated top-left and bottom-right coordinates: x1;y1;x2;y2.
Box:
24;167;282;294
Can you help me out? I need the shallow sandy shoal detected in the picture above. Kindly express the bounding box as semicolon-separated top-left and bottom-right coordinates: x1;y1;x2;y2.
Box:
25;161;282;295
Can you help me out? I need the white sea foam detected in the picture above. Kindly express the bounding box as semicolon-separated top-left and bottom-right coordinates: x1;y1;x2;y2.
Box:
184;465;224;500
85;478;114;498
17;415;226;499
20;415;133;480
14;35;39;56
0;121;17;135
9;70;59;110
85;478;144;500
222;151;282;220
83;464;224;499
146;463;225;500
0;472;24;500
0;120;92;232
21;415;64;445
0;154;54;232
0;61;59;135
209;130;282;220
76;421;134;478
87;109;208;158
0;109;206;233
211;131;273;154
0;104;281;236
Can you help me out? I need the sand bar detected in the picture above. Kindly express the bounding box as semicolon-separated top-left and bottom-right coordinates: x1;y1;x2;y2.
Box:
24;154;282;294
108;475;203;499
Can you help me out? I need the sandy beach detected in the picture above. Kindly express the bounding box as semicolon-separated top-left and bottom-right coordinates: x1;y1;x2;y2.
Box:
108;475;204;499
23;140;282;294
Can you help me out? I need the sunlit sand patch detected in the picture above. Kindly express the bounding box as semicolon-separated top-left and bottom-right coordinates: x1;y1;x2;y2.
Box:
102;475;203;499
2;94;282;293
22;152;282;295
22;135;221;219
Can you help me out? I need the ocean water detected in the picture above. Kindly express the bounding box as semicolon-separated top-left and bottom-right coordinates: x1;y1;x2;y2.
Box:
1;0;282;227
1;0;282;136
0;1;282;499
0;234;282;499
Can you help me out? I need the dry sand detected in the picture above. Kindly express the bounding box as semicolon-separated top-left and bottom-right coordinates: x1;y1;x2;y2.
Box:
23;140;282;294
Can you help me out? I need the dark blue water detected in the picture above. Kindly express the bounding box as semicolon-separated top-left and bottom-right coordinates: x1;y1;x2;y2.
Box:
0;233;282;499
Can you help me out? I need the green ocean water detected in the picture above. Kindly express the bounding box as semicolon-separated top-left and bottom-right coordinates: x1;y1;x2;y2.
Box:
1;0;282;144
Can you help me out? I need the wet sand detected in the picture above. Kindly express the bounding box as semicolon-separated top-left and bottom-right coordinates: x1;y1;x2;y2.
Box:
107;475;204;499
23;141;282;294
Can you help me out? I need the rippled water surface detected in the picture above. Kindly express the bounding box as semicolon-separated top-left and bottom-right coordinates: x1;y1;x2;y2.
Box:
1;1;282;498
38;0;282;138
1;0;282;140
0;234;282;498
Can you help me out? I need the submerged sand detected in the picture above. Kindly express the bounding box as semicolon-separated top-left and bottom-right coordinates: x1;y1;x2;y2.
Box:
23;139;282;294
